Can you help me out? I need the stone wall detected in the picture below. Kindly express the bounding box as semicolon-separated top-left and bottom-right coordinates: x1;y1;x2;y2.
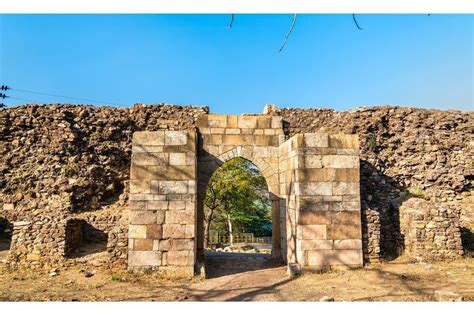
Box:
1;103;472;269
278;133;363;269
1;104;207;268
128;130;197;277
400;198;464;259
268;105;473;261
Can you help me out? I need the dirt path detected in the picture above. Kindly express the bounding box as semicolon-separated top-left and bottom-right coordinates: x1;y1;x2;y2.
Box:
1;255;473;301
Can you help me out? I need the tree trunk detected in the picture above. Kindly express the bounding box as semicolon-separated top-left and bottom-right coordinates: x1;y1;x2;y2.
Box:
227;214;233;246
204;219;211;248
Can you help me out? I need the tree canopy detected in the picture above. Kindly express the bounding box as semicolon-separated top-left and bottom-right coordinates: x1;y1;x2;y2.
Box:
204;157;271;246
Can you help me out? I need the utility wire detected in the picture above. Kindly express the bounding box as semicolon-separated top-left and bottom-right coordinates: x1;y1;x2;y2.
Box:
8;96;43;103
9;87;128;106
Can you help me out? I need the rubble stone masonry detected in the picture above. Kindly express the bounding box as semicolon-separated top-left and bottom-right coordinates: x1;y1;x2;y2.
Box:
0;103;472;272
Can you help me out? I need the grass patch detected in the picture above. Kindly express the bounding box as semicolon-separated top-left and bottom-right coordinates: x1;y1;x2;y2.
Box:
110;273;125;282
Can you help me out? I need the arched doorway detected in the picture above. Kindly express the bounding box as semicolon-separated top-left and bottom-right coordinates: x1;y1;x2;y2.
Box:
197;157;284;277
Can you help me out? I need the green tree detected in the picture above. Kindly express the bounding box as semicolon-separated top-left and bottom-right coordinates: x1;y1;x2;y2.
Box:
204;157;271;247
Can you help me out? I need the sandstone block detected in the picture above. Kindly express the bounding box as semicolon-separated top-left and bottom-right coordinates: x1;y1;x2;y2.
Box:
334;169;360;182
333;239;362;250
133;131;165;146
299;182;332;196
129;251;162;267
146;224;163;239
210;128;225;134
130;180;150;194
134;239;154;251
165;210;194;225
271;116;282;129
158;181;188;194
301;225;327;240
169;153;187;166
225;128;241;135
297;169;335;182
132;153;168;166
304;155;323;168
206;134;223;145
332;182;360;196
299;211;331;225
166;250;194;266
256;116;272;128
227;115;238;128
163;224;187;239
147;200;168;210
167;201;186;210
301;240;333;250
207;114;228;128
327;224;361;240
164;131;188;145
328;134;359;149
306;249;363;266
159;239;194;251
129;201;147;211
331;211;361;225
304;133;329;148
129;225;147;239
238;116;257;129
130;211;157;224
322;156;359;168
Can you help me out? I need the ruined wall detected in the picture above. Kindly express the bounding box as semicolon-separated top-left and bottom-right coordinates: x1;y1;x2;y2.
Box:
1;103;472;268
1;104;207;268
400;198;464;259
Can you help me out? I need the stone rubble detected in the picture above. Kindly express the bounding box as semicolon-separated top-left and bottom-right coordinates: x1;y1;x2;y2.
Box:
0;103;472;269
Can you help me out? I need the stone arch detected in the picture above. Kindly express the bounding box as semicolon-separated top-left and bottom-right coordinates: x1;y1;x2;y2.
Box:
196;147;283;263
199;146;279;197
128;117;364;276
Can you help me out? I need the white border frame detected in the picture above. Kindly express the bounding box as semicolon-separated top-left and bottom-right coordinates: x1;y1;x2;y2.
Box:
0;0;473;14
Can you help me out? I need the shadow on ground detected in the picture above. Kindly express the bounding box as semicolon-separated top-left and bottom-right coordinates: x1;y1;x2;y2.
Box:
204;251;285;279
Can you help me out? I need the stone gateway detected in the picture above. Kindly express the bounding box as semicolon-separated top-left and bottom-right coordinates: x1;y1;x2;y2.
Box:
128;113;363;276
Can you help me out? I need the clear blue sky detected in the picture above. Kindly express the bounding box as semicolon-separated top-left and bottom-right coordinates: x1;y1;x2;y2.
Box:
0;14;472;114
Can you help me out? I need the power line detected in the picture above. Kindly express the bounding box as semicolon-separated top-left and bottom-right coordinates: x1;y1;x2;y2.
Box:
8;96;43;103
9;87;128;106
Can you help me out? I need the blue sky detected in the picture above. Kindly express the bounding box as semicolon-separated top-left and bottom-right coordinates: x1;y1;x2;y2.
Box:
0;14;472;114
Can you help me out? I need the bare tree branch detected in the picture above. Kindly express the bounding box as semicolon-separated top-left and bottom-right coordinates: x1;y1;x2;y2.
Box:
352;14;363;30
278;14;297;53
228;14;235;29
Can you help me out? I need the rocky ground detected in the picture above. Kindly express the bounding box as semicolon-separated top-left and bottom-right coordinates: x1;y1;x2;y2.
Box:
1;254;472;302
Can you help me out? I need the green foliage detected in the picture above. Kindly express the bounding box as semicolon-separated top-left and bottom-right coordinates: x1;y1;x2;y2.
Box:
366;136;377;152
110;274;123;281
204;157;272;240
407;187;425;199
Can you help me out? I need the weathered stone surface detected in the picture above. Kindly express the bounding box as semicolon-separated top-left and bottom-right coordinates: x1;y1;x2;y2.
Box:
301;225;327;240
164;131;187;145
304;133;329;148
128;251;162;266
306;249;363;266
129;211;157;225
129;225;147;239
